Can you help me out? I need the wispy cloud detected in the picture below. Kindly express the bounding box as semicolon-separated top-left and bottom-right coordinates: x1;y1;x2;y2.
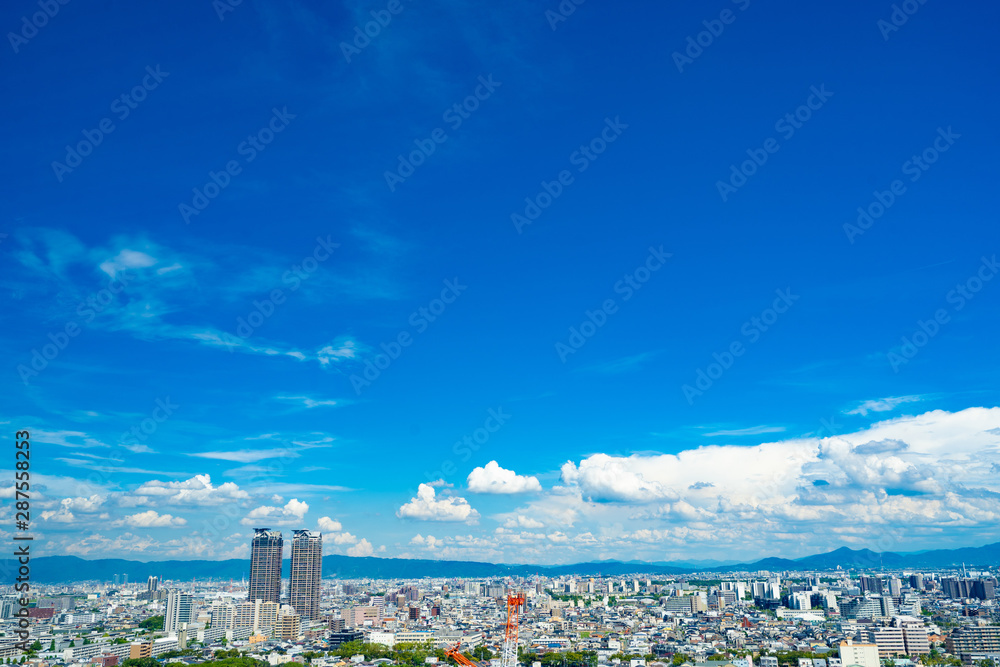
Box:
579;351;660;374
34;429;109;449
188;448;300;463
704;425;787;437
846;395;923;416
275;395;344;409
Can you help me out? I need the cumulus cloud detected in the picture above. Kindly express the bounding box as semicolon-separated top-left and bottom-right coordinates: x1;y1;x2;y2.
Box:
467;461;542;494
561;455;679;502
502;515;545;529
397;484;480;523
317;516;342;532
316;516;358;545
241;499;309;526
114;510;187;528
410;534;441;549
41;508;76;523
347;538;374;557
135;474;250;505
549;408;1000;550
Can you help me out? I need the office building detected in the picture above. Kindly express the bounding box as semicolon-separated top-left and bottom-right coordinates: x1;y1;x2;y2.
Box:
249;528;283;604
290;530;322;620
164;591;194;633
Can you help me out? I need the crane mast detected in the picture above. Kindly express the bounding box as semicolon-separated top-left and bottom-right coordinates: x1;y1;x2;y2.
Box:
501;591;525;667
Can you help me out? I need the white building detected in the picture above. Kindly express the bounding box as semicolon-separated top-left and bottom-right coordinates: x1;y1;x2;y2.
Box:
165;592;194;633
839;640;881;667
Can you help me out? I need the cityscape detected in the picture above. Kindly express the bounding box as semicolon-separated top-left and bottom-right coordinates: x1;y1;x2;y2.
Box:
1;529;998;667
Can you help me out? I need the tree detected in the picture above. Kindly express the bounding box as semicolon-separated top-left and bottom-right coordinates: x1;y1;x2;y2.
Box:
139;616;164;631
49;640;55;651
473;647;494;661
673;654;690;666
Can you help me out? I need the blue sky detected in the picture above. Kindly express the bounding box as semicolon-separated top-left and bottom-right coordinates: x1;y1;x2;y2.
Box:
3;0;1000;564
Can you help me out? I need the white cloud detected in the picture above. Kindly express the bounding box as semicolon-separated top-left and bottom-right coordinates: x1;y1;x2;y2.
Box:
467;461;542;494
846;395;922;416
33;429;108;449
561;455;678;502
275;395;342;409
316;516;358;545
542;407;1000;558
397;484;480;523
240;499;309;526
99;249;157;277
41;508;76;523
410;534;441;549
114;510;187;528
188;449;298;463
135;474;250;505
317;516;342;532
347;538;374;557
502;515;545;529
317;337;363;366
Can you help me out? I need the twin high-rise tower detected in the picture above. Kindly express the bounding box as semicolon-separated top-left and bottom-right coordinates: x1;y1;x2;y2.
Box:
248;528;322;620
290;530;323;621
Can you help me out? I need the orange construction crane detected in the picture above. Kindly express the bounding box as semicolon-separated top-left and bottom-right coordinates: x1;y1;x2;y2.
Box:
445;642;478;667
501;591;525;667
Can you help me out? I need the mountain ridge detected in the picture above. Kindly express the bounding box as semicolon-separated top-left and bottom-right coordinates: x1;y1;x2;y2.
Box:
8;541;999;583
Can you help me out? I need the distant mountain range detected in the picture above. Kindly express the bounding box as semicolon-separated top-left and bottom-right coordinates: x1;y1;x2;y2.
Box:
8;541;999;583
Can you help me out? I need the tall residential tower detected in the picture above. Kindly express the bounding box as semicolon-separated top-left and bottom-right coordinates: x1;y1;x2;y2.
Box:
290;530;322;620
248;528;283;604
